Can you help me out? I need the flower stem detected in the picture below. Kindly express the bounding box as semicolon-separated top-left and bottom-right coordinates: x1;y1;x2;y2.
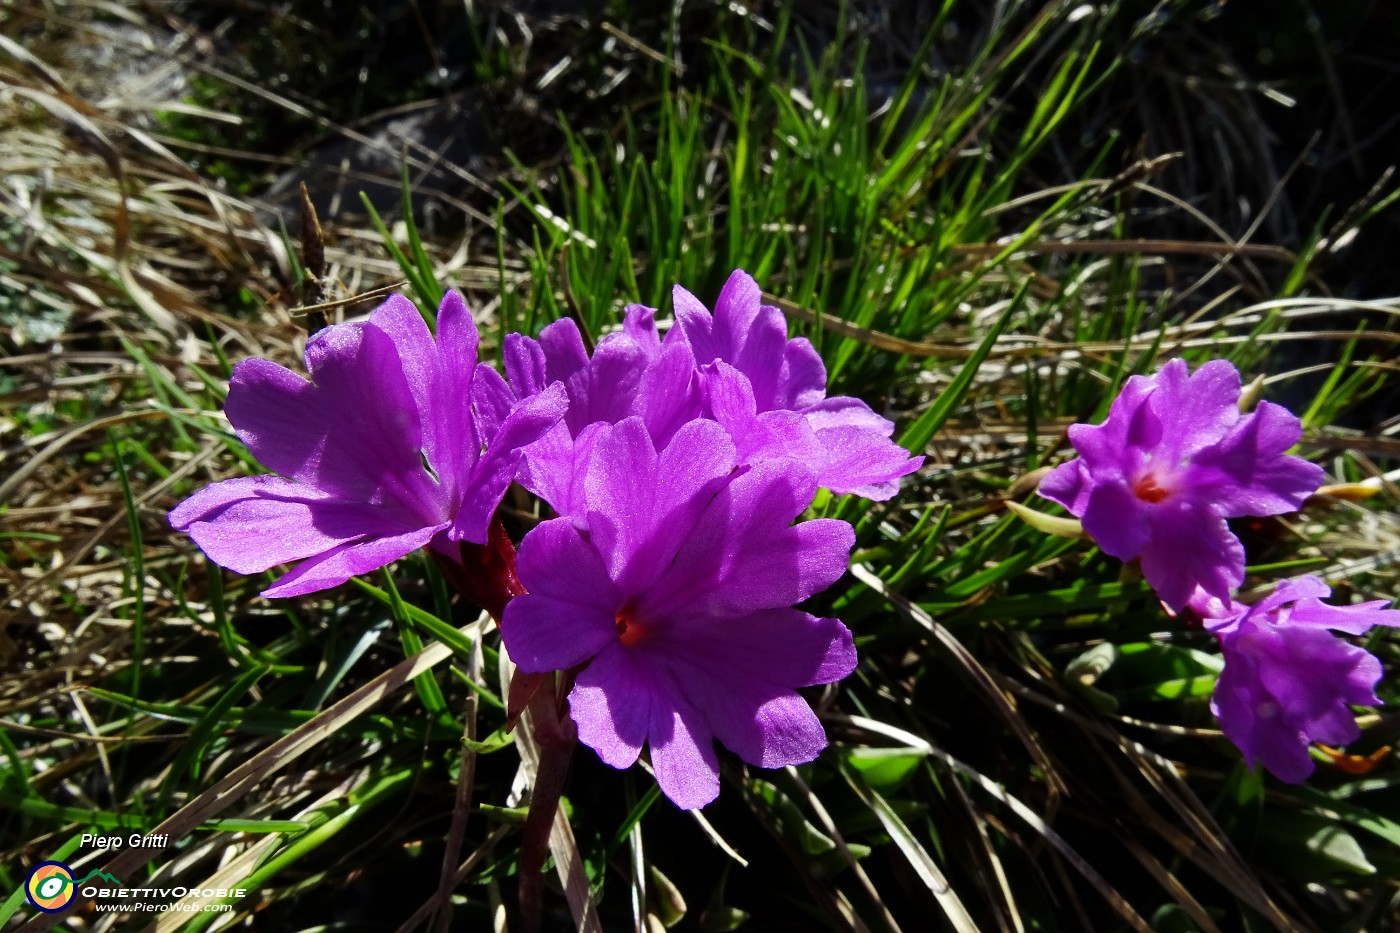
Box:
434;511;581;932
518;680;578;933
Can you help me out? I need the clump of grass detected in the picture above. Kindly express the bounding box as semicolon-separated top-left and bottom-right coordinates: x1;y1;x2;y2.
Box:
3;1;1400;931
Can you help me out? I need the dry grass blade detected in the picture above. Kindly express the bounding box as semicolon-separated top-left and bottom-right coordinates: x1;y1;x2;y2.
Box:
850;563;1064;798
513;708;603;933
146;779;363;931
0;409;170;506
836;714;1157;933
997;676;1299;929
945;772;1023;933
1115;833;1221;933
431;693;480;933
15;638;455;932
786;767;903;933
937;754;1150;931
843;766;976;933
393;825;515;933
764;292;978;358
1112;741;1299;929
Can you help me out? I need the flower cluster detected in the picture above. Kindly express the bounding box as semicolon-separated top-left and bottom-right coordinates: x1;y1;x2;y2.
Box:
169;293;567;597
1039;357;1394;782
1190;578;1400;783
493;269;923;518
1038;359;1323;611
171;273;920;808
500;418;857;808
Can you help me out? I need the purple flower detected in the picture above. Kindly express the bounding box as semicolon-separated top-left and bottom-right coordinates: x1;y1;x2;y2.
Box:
1192;577;1400;783
1038;358;1324;610
499;416;858;809
169;292;566;597
674;270;924;499
495;269;924;517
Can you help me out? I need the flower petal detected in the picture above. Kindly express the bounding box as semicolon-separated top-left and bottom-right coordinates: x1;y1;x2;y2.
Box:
299;318;441;519
1250;574;1332;616
636;340;702;449
673;658;828;768
810;424;924;500
647;683;721;809
707;271;789;401
1038;459;1093;515
581;417;660;583
1078;481;1152;560
538;318;590;386
511;517;621;611
1066;374;1160;477
1150;358;1242;457
502;594;619;673
571;333;650;429
672;283;718;364
471;363;515;449
1255;626;1377;734
502;519;620;672
802;396;893;435
361;294;440;434
648;461;851;618
710;269;763;351
667;607;857;689
503;332;547;399
1211;649;1316;783
452;381;568;543
1286;597;1400;635
1136;504;1244;610
222;358;324;481
622;304;662;356
419;290;482;494
1215;618;1384;782
169;475;408;574
261;523;444;598
585;418;735;595
519;421;606;521
568;644;652;769
1185;401;1323;517
703;361;824;467
780;336;827;410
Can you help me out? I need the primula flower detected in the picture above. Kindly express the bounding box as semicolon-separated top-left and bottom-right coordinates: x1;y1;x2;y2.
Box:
170;292;566;597
492;269;923;517
1192;576;1400;783
499;416;858;809
674;270;924;500
1038;358;1324;610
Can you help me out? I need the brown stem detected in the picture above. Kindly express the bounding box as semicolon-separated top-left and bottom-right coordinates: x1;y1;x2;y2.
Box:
518;681;578;933
433;511;580;932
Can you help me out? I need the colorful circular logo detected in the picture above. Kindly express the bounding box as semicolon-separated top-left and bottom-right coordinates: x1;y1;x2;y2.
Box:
25;861;75;913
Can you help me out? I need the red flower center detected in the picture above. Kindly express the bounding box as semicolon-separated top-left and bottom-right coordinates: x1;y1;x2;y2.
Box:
1132;473;1170;503
614;606;647;648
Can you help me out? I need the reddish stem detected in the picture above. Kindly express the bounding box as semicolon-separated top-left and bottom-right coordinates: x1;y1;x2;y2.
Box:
433;512;577;933
518;679;578;933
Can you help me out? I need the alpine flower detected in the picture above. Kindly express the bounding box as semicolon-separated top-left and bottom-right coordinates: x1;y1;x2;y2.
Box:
494;269;923;518
674;270;924;501
169;292;566;597
1038;358;1324;610
499;416;858;809
1192;576;1400;782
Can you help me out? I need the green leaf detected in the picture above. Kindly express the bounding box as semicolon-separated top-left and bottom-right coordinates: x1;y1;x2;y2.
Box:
1257;812;1376;879
1098;642;1223;703
462;726;515;755
846;747;926;792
